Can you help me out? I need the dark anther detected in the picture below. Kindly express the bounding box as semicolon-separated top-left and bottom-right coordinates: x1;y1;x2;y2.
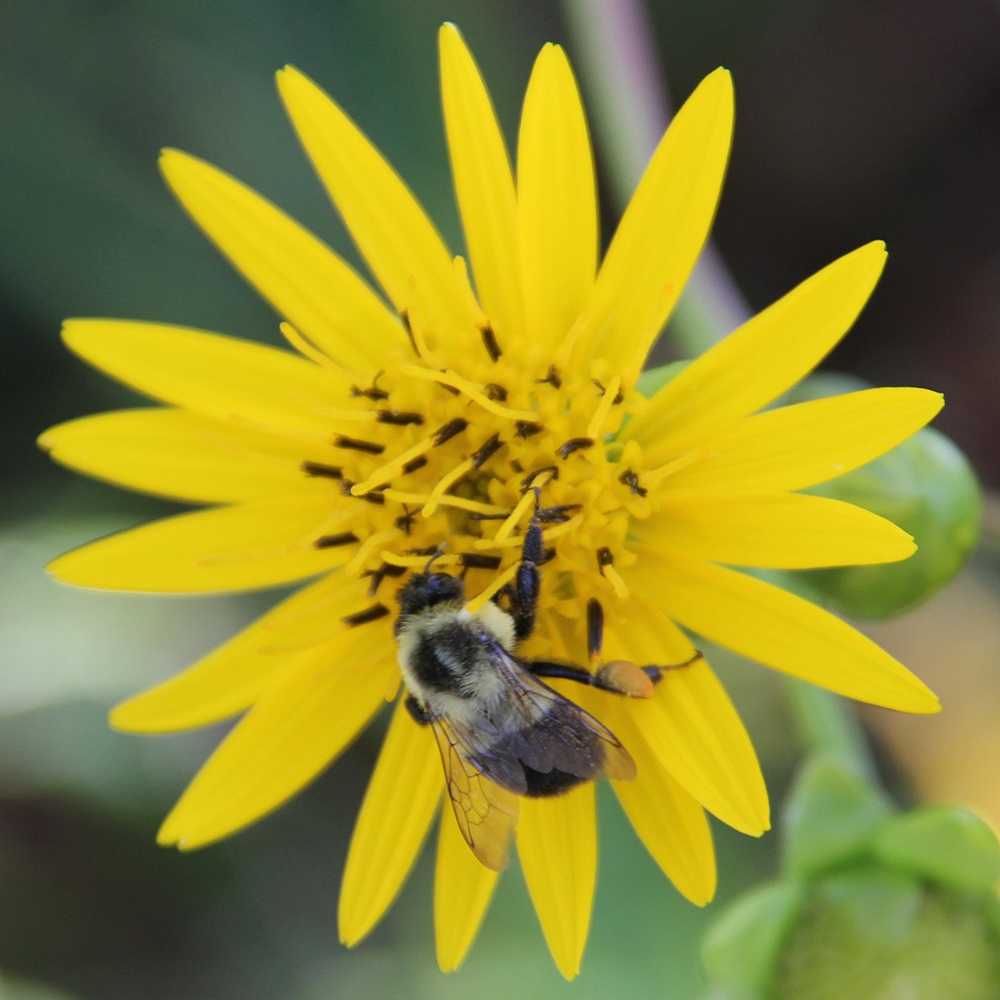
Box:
301;461;343;479
557;437;594;460
459;553;503;570
313;531;359;549
587;598;604;660
520;466;559;490
400;310;418;355
536;504;582;524
467;511;512;521
484;383;508;402
363;562;407;596
539;547;557;565
596;547;615;568
515;421;544;439
536;365;562;389
376;410;424;426
593;379;624;404
433;418;468;446
619;468;648;497
471;433;504;470
394;504;423;534
342;603;390;627
333;435;386;455
401;455;428;476
405;546;440;557
509;459;524;473
480;323;502;362
351;371;390;401
437;371;461;396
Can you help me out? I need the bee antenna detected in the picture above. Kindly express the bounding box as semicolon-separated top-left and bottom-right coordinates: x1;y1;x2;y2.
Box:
424;543;449;573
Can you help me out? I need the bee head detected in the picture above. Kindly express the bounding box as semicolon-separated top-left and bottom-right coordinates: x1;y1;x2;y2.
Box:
395;571;465;624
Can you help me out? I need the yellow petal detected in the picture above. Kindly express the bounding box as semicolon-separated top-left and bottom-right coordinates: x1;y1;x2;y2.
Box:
160;149;406;374
625;242;887;456
438;23;524;345
663;387;945;493
517;783;596;980
435;797;500;972
635;492;915;568
339;699;442;945
640;552;940;713
277;66;475;345
574;68;733;380
158;628;394;849
517;43;597;351
110;573;370;732
606;700;716;905
632;656;769;836
39;408;333;504
47;495;354;593
61;319;345;440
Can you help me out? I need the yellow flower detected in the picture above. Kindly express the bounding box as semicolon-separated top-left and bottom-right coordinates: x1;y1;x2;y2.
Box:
39;23;941;979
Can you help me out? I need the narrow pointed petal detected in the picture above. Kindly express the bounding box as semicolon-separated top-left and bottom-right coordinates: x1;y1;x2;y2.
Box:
625;242;887;454
631;655;769;836
439;23;524;345
517;783;597;980
110;574;369;732
607;700;716;905
160;149;406;374
339;700;442;946
435;798;500;972
39;409;334;504
518;43;597;351
61;320;345;440
662;388;945;493
635;493;915;568
47;495;354;593
638;553;940;713
574;69;733;380
277;66;474;344
158;630;394;849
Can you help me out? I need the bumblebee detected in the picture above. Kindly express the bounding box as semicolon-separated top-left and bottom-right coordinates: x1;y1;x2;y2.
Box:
395;496;697;870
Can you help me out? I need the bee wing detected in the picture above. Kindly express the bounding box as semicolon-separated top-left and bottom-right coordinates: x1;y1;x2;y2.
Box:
491;644;637;783
430;715;520;872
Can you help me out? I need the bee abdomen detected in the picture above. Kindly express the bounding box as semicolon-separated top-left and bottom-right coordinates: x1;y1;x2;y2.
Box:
522;765;587;798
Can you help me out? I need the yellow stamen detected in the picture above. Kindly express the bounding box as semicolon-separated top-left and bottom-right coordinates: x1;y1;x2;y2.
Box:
494;488;539;545
473;513;582;550
422;458;474;518
586;375;622;440
554;310;591;369
399;365;536;422
381;489;506;516
601;562;630;598
352;436;437;495
380;551;462;568
643;445;714;489
465;562;520;613
344;529;400;577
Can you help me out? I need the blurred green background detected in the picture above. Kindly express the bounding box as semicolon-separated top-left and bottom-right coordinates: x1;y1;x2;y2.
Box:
3;0;1000;997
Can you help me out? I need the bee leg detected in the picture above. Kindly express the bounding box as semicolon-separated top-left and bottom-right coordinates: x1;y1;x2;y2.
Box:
404;694;432;726
527;660;602;687
641;651;705;683
509;503;545;642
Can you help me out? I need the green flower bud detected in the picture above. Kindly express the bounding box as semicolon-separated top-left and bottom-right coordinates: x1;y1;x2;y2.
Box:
701;754;1000;1000
790;373;982;620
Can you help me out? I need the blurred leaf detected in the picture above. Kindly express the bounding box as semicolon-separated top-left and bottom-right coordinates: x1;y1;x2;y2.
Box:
782;756;891;879
635;359;692;398
0;517;276;714
873;805;1000;894
790;373;982;620
701;881;804;999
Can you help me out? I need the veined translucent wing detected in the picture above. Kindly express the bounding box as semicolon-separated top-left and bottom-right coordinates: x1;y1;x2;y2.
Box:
490;642;637;783
430;715;520;871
